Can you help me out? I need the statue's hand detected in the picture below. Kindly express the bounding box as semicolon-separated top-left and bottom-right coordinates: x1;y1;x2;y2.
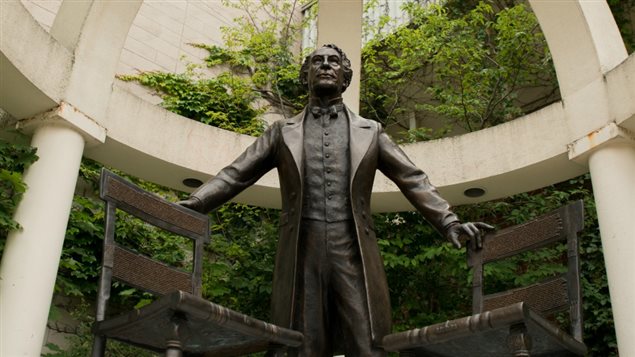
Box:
176;197;203;212
446;222;495;250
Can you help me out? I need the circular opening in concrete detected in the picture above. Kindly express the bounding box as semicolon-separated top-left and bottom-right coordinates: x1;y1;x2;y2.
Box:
464;187;486;198
183;178;203;188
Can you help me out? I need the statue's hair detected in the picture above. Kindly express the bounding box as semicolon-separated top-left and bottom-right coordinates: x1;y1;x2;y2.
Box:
299;44;353;93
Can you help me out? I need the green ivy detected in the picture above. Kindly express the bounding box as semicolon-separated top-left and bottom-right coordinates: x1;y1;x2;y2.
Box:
0;139;38;242
375;211;469;328
120;0;311;123
118;71;265;136
202;203;279;320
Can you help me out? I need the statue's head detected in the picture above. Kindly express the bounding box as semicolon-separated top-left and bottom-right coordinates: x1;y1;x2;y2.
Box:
300;44;353;96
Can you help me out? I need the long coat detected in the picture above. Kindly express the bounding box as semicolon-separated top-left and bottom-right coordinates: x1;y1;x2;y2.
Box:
188;106;459;345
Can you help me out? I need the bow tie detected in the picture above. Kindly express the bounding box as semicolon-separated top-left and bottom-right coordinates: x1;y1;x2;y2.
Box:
310;104;343;118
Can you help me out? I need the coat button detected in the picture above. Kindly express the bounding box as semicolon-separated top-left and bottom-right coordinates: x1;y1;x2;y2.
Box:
324;142;330;147
365;227;370;235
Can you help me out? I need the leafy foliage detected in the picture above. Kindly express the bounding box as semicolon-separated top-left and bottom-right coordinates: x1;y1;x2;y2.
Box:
608;0;635;53
202;203;279;320
198;0;311;111
55;195;103;298
361;2;559;133
0;139;37;242
120;0;311;124
375;212;469;328
118;70;265;136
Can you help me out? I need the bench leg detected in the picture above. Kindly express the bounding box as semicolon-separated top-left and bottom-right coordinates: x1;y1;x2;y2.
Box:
91;335;106;357
166;340;183;357
507;324;532;357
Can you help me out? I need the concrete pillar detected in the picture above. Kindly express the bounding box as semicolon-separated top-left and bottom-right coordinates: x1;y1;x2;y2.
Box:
534;2;632;351
317;0;362;112
0;104;105;356
0;125;84;355
587;139;635;355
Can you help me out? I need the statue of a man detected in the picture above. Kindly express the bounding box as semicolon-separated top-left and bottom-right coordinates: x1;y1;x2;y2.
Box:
179;44;492;356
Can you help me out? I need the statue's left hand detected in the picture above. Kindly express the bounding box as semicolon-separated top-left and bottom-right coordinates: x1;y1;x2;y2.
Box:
446;222;495;250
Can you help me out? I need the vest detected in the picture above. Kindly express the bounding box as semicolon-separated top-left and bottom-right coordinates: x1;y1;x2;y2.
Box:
302;106;353;222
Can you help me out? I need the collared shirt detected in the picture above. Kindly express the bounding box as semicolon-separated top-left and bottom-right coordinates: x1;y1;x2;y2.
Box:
302;105;353;222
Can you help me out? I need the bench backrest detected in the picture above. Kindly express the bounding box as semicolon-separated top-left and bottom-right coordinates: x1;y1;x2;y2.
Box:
467;200;584;341
95;169;209;321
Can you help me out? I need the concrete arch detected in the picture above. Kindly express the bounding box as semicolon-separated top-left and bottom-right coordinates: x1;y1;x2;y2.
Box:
61;0;143;121
1;0;143;121
82;0;631;211
2;0;631;210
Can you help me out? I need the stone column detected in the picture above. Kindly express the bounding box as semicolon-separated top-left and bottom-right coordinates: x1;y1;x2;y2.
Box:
570;123;635;355
0;104;105;356
589;143;635;355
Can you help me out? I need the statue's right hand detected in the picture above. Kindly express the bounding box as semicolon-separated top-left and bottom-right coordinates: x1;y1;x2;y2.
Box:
176;197;203;211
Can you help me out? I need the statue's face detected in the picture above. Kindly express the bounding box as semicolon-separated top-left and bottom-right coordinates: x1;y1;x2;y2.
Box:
307;47;344;96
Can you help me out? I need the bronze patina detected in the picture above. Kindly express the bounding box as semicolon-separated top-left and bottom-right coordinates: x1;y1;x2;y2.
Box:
179;44;492;356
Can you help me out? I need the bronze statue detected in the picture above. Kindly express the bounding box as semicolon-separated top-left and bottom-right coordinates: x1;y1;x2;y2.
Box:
178;44;493;356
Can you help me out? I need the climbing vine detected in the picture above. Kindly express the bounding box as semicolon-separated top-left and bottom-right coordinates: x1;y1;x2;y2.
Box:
0;139;37;245
117;70;266;136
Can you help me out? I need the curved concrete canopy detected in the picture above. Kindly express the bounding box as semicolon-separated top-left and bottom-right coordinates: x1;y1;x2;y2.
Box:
0;1;72;118
1;0;633;212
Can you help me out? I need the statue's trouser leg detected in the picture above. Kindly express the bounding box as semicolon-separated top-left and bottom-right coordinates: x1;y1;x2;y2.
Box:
292;219;333;357
327;221;385;357
292;220;385;357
